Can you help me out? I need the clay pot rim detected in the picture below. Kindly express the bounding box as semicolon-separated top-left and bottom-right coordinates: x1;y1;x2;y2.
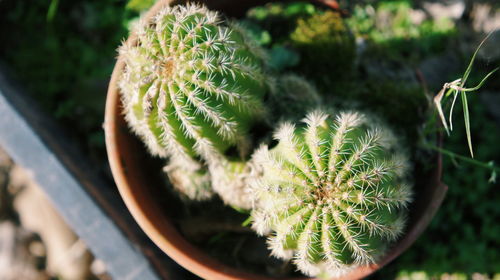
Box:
104;1;448;279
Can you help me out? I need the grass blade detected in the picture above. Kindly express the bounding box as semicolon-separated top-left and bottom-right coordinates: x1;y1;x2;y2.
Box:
448;89;459;131
460;91;473;157
461;32;492;85
46;0;60;22
455;32;494;158
460;67;499;92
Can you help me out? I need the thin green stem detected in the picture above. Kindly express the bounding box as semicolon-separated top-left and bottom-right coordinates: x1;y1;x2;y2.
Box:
231;205;251;215
422;142;500;172
241;215;252;227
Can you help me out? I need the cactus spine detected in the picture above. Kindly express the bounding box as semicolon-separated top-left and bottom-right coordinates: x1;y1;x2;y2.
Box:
119;4;270;164
251;110;412;277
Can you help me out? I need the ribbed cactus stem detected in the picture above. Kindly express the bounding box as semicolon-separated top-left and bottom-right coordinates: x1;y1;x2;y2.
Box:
209;158;256;209
163;159;213;201
119;4;270;163
251;110;412;277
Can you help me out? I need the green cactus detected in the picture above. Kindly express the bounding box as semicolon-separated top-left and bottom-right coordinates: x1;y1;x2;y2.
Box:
209;73;321;209
163;159;213;201
250;110;412;277
119;4;271;166
269;74;321;122
208;158;256;209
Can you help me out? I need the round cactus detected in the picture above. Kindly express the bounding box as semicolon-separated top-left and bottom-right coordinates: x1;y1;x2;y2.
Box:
119;4;271;164
269;74;321;122
250;110;412;277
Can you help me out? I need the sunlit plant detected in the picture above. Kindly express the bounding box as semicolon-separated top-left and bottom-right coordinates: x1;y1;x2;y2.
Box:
119;4;272;200
251;110;412;277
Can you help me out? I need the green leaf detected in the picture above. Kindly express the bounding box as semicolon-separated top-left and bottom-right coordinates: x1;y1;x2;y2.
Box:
448;89;459;132
457;33;496;158
459;67;499;92
283;2;316;16
239;20;272;46
460;32;491;86
46;0;59;22
460;90;473;157
241;216;252;227
439;32;498;158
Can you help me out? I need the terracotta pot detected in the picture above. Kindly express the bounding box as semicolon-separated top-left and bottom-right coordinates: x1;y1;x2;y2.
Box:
104;0;448;279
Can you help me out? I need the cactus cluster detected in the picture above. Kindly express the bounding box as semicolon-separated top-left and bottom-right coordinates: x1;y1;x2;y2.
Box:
117;3;414;278
250;110;412;277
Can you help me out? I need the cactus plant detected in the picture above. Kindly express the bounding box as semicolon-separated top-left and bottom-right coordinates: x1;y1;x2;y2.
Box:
209;72;321;209
119;4;271;165
163;159;213;201
208;158;256;209
269;74;321;122
250;110;412;277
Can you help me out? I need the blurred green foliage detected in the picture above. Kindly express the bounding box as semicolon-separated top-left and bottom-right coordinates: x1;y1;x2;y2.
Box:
374;93;500;279
243;2;320;72
395;271;500;280
290;10;356;82
246;2;355;84
0;0;138;161
125;0;155;13
246;1;317;41
347;0;457;64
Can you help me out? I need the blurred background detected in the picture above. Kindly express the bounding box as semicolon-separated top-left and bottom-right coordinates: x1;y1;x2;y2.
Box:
0;0;499;279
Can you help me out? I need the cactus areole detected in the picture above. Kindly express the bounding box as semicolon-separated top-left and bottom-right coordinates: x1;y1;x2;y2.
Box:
119;4;269;164
251;110;413;277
